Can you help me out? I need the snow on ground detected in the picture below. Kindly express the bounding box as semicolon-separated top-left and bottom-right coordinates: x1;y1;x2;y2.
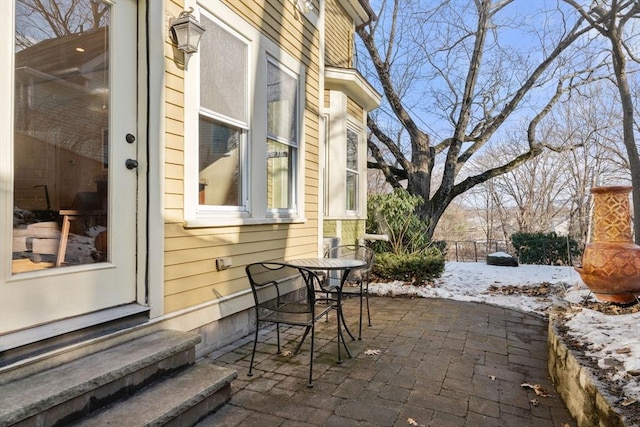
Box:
369;261;640;402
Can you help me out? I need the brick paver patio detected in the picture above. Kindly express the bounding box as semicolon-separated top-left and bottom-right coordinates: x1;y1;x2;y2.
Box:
197;296;575;426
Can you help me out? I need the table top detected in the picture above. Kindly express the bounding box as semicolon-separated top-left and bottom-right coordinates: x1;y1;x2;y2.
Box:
284;257;365;270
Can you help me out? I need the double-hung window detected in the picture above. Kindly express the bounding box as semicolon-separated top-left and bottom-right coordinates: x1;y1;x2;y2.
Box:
184;1;305;226
346;127;359;212
266;58;298;213
197;14;248;211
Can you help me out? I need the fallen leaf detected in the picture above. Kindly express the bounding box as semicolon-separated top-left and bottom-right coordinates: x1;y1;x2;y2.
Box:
616;347;632;355
364;349;381;355
533;385;550;397
530;398;539;407
521;382;550;397
622;397;637;407
407;418;418;426
281;350;292;357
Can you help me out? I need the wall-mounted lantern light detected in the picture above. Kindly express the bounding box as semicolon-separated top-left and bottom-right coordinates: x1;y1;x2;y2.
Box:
169;8;205;54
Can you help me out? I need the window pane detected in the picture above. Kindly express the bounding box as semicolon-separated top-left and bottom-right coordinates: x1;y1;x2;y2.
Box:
267;139;295;209
199;117;242;206
347;128;358;170
346;172;357;211
346;128;359;211
200;16;247;123
13;0;110;271
267;61;297;142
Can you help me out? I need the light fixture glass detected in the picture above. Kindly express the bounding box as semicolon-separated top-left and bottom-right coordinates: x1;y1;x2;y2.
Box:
170;8;206;54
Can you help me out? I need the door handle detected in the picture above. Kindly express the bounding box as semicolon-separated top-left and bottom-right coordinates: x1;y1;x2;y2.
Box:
125;159;138;169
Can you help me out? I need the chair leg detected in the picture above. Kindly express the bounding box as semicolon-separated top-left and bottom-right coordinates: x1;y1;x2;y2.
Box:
324;291;331;322
294;326;312;354
248;324;259;377
308;323;315;388
365;285;372;327
358;282;364;340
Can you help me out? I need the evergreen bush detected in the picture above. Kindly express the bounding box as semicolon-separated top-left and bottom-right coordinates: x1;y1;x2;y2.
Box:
366;190;446;281
366;189;431;255
373;248;445;284
510;231;582;265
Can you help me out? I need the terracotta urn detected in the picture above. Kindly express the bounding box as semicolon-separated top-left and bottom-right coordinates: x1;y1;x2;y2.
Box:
575;186;640;303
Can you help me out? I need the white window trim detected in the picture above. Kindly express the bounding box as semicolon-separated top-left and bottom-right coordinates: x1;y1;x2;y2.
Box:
325;90;367;220
184;0;307;227
195;14;250;217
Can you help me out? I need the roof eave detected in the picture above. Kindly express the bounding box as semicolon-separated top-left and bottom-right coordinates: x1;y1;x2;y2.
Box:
325;66;382;112
338;0;376;27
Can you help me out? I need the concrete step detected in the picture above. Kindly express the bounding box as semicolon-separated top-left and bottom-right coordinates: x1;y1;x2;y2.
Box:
72;361;236;427
0;330;202;426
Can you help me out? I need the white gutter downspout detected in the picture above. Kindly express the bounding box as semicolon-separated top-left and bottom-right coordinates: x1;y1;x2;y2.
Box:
318;0;327;256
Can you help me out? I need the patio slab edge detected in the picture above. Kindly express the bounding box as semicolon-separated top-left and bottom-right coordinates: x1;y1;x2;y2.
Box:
548;309;628;427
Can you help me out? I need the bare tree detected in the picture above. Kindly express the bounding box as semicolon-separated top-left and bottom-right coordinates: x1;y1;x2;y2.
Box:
431;201;473;242
480;135;571;234
554;83;631;243
357;0;607;240
563;0;640;242
462;79;630;244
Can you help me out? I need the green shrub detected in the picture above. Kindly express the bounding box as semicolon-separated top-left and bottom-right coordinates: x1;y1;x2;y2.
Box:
431;240;448;256
366;189;431;255
510;231;582;265
373;249;445;284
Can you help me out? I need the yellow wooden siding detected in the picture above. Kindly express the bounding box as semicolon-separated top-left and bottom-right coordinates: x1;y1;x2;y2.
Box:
165;133;183;151
324;220;337;236
347;97;364;120
163;1;186;228
325;0;353;68
165;178;183;195
340;219;365;245
163;0;323;313
165;147;184;165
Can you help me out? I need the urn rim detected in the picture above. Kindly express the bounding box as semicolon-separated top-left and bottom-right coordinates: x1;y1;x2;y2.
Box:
591;185;632;195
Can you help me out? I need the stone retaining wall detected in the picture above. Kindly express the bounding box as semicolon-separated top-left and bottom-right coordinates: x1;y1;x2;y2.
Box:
548;311;628;427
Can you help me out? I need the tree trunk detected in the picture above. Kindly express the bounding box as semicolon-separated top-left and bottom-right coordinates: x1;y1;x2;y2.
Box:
610;35;640;244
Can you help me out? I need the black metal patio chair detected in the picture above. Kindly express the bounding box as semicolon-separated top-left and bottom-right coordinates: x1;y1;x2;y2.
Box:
245;262;333;387
320;244;375;340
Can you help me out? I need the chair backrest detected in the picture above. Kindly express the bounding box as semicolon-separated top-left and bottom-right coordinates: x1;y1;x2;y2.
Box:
324;245;375;283
245;262;320;312
325;245;374;271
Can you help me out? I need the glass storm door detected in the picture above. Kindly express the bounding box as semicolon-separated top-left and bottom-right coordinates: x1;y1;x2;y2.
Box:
0;0;138;333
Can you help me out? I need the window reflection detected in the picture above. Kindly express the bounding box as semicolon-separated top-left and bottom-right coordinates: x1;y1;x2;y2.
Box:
12;0;110;273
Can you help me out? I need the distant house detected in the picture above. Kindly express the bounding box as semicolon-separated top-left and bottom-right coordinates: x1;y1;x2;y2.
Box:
1;0;379;369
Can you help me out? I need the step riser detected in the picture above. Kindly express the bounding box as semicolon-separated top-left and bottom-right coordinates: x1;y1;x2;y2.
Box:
12;348;196;427
161;385;231;427
72;363;237;427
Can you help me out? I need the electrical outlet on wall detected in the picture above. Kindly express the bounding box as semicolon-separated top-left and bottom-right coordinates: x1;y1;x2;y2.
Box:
215;257;232;271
